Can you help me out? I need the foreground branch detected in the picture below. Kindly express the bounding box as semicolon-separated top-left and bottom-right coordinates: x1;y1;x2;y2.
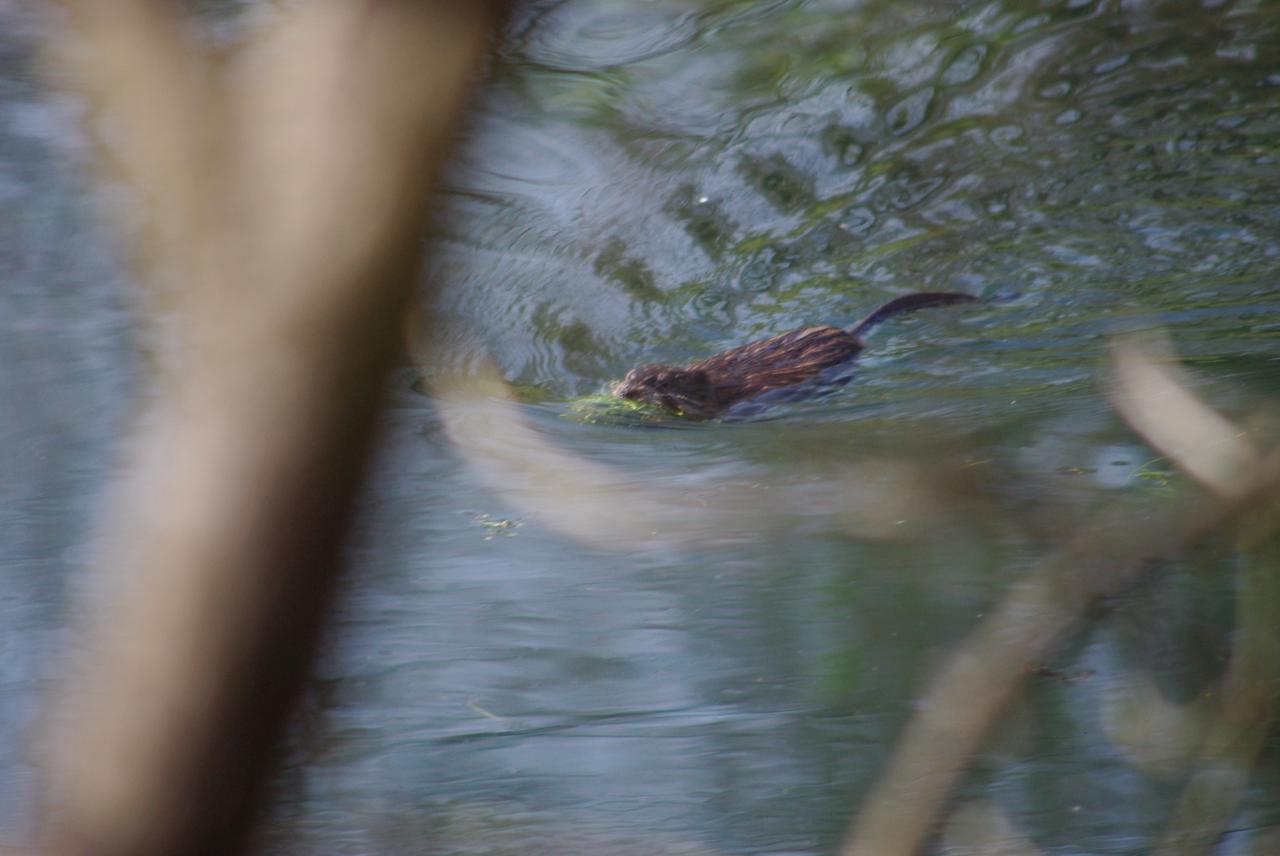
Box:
37;4;501;856
841;335;1280;856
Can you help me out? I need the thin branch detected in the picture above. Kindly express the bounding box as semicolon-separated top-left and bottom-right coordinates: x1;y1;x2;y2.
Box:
840;335;1280;856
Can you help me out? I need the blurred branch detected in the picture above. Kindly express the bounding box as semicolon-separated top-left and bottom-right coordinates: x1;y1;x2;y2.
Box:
841;333;1280;856
47;0;214;252
36;3;501;856
429;359;964;550
1110;331;1259;499
1098;668;1212;777
939;800;1046;856
1154;528;1280;856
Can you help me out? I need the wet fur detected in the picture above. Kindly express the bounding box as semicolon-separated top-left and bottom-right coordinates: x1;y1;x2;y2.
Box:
614;291;975;418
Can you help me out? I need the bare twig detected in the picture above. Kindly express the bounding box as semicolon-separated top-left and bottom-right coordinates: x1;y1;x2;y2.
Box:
1110;332;1259;499
840;335;1280;856
429;359;963;549
1153;528;1280;856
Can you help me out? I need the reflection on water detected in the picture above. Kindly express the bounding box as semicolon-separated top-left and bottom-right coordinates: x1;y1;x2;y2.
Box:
440;0;1280;412
4;0;1280;853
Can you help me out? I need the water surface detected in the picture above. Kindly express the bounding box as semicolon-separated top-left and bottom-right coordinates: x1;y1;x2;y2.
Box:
3;1;1280;853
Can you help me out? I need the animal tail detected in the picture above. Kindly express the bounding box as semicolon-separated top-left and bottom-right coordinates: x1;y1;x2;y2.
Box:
847;291;978;338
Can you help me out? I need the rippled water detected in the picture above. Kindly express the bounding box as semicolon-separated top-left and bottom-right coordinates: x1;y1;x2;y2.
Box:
4;1;1280;853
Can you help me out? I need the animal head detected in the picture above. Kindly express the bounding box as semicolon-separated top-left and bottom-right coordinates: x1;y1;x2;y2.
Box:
613;364;715;417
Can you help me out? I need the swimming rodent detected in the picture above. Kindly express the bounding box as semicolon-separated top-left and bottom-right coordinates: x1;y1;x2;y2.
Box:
613;291;978;418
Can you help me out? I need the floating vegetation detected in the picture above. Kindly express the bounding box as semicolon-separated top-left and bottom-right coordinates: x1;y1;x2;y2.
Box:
564;392;677;425
465;512;523;540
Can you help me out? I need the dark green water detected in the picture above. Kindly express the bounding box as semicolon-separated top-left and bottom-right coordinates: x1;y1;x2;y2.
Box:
4;1;1280;853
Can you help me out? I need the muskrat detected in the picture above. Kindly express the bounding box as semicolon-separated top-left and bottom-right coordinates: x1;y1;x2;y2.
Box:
614;291;977;418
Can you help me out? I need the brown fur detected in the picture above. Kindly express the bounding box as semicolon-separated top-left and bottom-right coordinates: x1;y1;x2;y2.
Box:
614;291;975;418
